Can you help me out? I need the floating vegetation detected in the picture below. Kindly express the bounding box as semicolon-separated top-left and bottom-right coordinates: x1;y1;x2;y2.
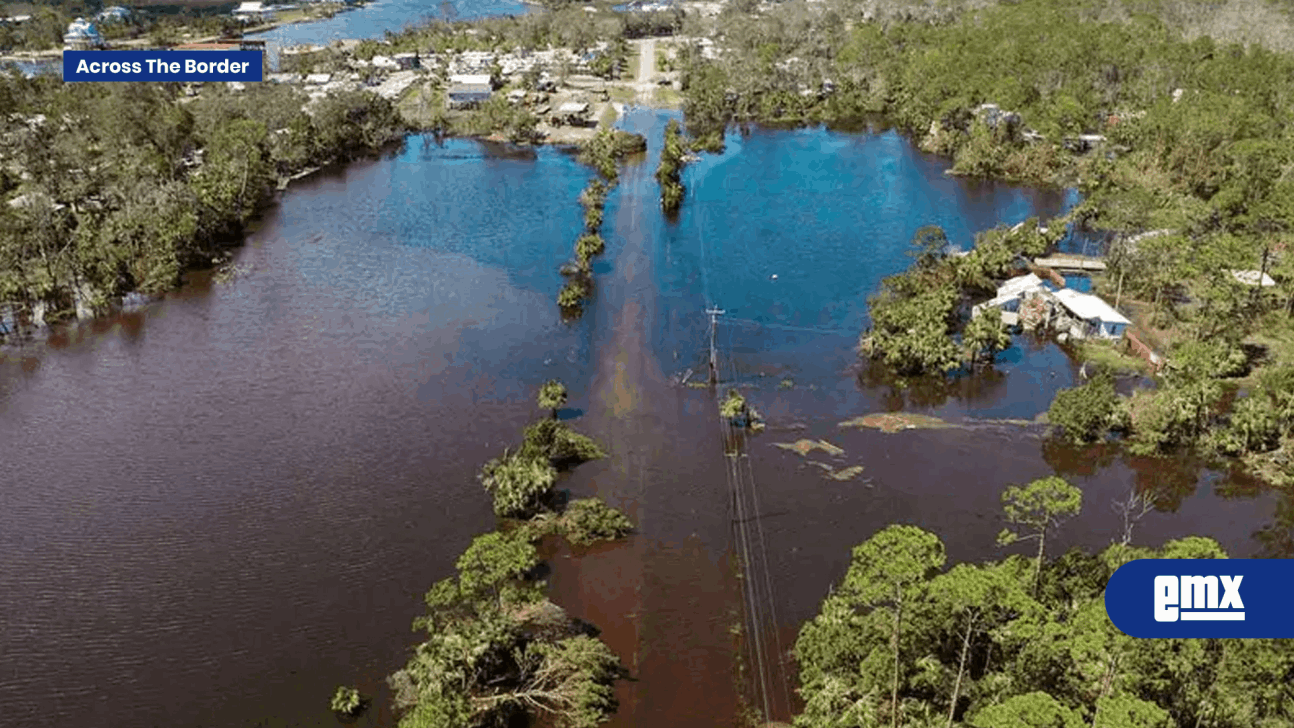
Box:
774;439;845;457
839;413;952;433
826;465;866;481
778;379;795;389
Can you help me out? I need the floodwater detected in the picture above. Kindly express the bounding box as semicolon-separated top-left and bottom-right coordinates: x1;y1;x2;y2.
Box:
0;111;1283;728
248;0;530;48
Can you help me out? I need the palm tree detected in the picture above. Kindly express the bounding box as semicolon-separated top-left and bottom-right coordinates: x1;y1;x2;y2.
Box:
538;379;568;419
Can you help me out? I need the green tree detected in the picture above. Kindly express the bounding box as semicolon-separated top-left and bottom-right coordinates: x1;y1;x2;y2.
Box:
538;379;568;418
1047;373;1120;444
964;308;1011;367
997;477;1083;590
478;450;558;518
969;692;1084;728
456;530;541;608
838;525;946;728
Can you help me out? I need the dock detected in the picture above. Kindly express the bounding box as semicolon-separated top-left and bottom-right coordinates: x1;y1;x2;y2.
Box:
1033;255;1107;272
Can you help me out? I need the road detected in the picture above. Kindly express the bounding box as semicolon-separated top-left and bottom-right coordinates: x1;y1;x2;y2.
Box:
632;38;657;104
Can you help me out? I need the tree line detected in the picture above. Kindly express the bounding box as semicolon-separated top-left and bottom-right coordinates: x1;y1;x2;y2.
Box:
336;381;633;727
795;476;1294;728
0;76;404;330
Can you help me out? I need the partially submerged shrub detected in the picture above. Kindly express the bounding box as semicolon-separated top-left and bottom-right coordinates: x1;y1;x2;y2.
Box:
479;450;558;518
330;686;363;716
521;418;606;467
561;498;633;545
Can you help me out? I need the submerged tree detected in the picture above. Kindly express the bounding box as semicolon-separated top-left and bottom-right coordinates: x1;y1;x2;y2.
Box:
538;379;568;419
963;307;1011;367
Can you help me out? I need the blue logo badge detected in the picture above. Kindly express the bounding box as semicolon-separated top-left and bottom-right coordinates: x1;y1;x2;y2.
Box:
1106;559;1294;638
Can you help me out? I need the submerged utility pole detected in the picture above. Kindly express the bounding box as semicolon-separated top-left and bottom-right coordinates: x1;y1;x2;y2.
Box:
706;307;725;386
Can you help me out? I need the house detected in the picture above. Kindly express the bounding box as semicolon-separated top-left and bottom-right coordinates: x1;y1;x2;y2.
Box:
63;18;106;50
1051;288;1130;339
971;273;1046;324
449;73;492;88
97;6;132;23
0;15;32;25
554;101;592;127
446;82;492;109
1230;270;1277;287
507;88;527;105
392;52;420;70
304;73;332;85
233;2;275;23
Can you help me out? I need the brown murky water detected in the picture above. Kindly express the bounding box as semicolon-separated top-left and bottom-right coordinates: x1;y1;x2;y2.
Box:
0;114;1282;728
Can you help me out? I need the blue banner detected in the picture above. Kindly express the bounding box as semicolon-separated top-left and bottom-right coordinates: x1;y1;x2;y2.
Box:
64;50;263;82
1106;559;1294;638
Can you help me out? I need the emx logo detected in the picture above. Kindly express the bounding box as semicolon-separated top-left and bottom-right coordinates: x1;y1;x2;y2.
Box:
1106;560;1294;638
1153;575;1244;622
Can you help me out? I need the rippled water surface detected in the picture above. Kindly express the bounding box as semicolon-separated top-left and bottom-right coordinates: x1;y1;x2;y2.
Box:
0;115;1281;728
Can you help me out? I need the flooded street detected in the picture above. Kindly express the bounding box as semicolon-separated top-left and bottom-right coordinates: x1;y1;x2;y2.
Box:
0;113;1282;728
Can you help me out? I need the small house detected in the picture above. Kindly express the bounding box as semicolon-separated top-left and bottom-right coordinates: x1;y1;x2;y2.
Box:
233;2;275;23
392;53;420;70
554;101;592;126
63;18;106;50
1051;288;1130;340
971;273;1046;324
304;73;332;85
506;88;527;105
446;82;492;109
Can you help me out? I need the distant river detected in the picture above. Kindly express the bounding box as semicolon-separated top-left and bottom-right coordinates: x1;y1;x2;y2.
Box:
0;114;1280;728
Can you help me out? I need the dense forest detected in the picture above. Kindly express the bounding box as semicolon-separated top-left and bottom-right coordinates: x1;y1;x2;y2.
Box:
795;477;1294;728
0;77;403;327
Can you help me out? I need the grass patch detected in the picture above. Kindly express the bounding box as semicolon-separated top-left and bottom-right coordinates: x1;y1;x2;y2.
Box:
607;85;636;104
652;86;682;108
1074;339;1152;376
598;103;618;128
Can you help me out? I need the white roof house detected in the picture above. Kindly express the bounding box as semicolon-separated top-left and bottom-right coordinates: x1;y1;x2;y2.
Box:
996;273;1044;299
63;18;105;49
449;74;492;86
1052;288;1130;339
1230;270;1277;287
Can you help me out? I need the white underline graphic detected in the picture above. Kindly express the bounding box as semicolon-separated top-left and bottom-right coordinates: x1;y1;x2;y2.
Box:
1180;611;1246;621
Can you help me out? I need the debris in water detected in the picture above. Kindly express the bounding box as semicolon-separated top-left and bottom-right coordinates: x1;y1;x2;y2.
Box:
773;439;845;457
839;413;952;433
826;465;866;481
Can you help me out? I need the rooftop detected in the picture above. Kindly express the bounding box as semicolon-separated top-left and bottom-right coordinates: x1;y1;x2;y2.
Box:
1052;288;1130;325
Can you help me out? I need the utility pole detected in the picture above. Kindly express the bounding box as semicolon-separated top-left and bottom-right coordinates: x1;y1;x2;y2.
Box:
706;307;725;386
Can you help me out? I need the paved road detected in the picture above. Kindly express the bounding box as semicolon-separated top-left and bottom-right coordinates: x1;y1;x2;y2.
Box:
633;38;656;103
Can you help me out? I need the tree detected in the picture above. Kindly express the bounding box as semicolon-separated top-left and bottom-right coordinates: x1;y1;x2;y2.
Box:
478;450;557;518
997;477;1083;590
456;530;541;608
930;562;1034;727
838;525;946;728
538;380;568;418
1047;373;1120;444
964;308;1011;367
969;692;1085;728
331;685;364;716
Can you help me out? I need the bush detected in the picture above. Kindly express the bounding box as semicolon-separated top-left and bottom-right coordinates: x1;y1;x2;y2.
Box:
520;418;607;467
561;498;633;545
479;451;558;518
1047;374;1121;443
330;686;363;716
575;233;605;263
557;278;590;308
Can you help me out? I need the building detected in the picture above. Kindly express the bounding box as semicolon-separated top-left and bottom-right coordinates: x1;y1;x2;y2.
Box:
392;53;420;70
233;2;275;23
971;273;1045;324
554;101;592;127
446;80;492;109
97;6;132;23
63;18;106;50
1051;288;1130;340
